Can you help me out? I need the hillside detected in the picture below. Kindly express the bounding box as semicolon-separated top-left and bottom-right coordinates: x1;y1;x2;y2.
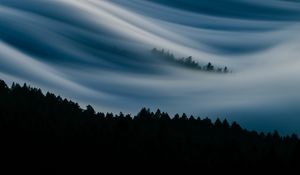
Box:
0;79;300;168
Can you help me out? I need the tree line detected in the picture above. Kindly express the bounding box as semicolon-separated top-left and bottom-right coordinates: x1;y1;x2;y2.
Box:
0;79;299;168
151;48;230;73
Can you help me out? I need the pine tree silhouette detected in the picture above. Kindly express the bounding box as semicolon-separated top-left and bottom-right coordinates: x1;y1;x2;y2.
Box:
0;79;299;168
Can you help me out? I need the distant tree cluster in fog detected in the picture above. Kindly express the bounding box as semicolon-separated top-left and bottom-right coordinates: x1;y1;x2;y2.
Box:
151;48;230;73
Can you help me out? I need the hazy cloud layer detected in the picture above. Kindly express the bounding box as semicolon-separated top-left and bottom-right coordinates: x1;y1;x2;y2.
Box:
0;0;300;134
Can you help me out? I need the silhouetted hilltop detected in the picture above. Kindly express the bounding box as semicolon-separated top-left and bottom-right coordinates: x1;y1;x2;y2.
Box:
151;48;230;73
0;79;299;169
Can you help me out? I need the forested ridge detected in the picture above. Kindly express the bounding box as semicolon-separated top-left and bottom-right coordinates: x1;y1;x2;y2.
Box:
0;79;299;168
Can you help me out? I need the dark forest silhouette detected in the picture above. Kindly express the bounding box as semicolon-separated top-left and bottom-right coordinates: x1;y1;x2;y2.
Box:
1;79;300;168
151;48;230;73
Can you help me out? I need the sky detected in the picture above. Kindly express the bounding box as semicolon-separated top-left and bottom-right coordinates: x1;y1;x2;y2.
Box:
0;0;300;134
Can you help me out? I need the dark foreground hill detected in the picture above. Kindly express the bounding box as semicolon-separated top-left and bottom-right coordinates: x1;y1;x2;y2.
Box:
0;79;300;169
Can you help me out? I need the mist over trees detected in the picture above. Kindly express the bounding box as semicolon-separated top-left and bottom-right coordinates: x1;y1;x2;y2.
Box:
1;79;300;168
151;48;230;73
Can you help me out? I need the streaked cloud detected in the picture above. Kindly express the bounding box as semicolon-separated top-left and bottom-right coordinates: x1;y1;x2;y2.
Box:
0;0;300;134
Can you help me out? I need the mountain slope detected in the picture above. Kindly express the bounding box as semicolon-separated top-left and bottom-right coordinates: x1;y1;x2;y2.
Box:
1;79;300;168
